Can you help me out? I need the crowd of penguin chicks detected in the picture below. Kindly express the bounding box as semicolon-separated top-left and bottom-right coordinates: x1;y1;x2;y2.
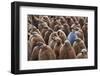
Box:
28;15;88;61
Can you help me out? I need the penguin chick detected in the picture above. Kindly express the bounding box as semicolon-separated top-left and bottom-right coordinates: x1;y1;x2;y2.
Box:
59;40;76;59
57;30;67;44
44;29;53;45
31;42;45;60
76;49;88;58
29;32;45;51
29;25;41;35
38;45;56;60
48;32;58;44
53;37;63;59
73;38;86;55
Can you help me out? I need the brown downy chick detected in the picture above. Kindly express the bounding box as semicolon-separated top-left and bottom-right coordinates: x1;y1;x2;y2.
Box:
59;40;76;59
38;45;56;60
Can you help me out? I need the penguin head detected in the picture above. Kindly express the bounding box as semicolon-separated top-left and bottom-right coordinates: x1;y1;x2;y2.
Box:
51;32;58;38
75;38;81;43
36;42;44;47
81;49;87;55
40;44;47;50
56;37;62;46
64;40;71;47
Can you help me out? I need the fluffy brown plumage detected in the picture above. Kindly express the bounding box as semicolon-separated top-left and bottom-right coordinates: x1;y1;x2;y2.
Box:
73;38;86;55
57;30;67;44
28;15;88;60
59;40;76;59
53;37;63;59
29;32;45;51
44;29;53;45
76;49;88;58
31;42;45;60
38;45;56;60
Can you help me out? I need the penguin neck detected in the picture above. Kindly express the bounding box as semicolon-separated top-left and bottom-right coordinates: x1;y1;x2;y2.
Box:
64;44;72;51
